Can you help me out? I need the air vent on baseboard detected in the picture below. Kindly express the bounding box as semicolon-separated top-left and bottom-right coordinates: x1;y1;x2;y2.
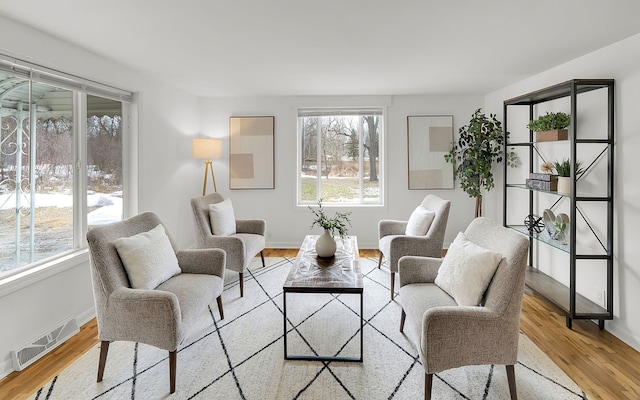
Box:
11;316;80;371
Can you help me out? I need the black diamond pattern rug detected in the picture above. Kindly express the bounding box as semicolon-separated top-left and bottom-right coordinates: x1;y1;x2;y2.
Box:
31;257;588;399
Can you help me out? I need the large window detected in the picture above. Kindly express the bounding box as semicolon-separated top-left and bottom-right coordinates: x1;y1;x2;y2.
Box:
298;108;383;205
0;61;129;278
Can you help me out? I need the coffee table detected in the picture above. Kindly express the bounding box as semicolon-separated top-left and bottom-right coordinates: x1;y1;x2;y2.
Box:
283;234;363;362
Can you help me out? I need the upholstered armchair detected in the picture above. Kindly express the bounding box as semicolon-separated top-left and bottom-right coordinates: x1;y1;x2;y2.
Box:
378;194;451;299
86;212;226;394
191;193;266;297
398;217;529;399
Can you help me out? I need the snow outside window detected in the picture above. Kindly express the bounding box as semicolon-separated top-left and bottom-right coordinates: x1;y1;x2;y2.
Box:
0;70;126;278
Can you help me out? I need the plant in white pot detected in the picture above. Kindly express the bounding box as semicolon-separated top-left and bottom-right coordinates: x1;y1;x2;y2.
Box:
552;158;584;194
309;200;351;258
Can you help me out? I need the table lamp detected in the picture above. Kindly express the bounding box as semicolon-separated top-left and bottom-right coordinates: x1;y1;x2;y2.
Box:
192;138;222;195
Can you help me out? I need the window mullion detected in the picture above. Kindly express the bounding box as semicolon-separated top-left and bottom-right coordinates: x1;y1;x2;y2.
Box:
28;89;37;262
316;118;322;201
73;92;88;249
358;117;364;202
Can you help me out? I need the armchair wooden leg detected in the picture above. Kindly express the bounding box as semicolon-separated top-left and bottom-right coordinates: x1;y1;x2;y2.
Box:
216;295;224;320
260;251;266;268
169;350;177;394
97;341;110;382
425;373;433;400
400;309;406;332
239;272;244;297
391;272;395;300
377;252;383;268
506;364;517;399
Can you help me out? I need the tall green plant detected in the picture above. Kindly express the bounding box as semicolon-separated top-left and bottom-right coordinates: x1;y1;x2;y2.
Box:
445;108;516;217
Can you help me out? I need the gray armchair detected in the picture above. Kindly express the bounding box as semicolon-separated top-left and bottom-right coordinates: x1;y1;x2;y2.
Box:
191;193;266;297
398;217;529;399
378;194;451;299
86;212;225;394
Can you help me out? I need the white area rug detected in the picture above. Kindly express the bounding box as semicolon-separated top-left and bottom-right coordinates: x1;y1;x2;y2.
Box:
31;257;588;399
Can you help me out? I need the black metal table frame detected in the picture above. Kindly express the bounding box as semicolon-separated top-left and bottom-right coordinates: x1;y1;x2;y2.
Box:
283;287;364;362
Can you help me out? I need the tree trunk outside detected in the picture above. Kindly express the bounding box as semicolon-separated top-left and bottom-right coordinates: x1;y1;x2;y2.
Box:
364;116;378;182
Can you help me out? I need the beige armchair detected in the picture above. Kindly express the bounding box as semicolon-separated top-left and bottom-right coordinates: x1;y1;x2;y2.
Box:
398;217;529;399
378;194;451;299
191;193;266;297
86;212;225;394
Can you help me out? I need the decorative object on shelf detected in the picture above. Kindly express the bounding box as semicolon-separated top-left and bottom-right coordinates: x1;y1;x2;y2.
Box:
542;209;570;243
407;115;454;189
524;214;545;234
542;209;556;235
445;108;518;217
309;199;351;258
552;213;570;245
552;158;585;194
229;116;275;189
557;177;571;195
526;163;559;191
527;111;571;142
541;162;554;173
526;173;558;191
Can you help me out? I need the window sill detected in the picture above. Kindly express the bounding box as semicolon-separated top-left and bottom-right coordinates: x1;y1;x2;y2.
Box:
0;250;90;298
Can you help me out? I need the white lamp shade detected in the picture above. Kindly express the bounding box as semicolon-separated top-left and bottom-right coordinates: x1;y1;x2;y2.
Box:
192;138;222;159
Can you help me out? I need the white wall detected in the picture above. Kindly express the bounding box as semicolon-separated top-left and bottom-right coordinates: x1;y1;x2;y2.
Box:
484;33;640;351
0;14;486;379
192;94;483;250
0;15;201;378
5;11;637;383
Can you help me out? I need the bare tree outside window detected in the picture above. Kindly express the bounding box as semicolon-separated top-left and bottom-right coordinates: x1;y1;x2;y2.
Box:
298;109;382;205
0;76;124;275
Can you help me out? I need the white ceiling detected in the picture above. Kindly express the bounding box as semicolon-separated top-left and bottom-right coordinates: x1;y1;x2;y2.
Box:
1;0;640;97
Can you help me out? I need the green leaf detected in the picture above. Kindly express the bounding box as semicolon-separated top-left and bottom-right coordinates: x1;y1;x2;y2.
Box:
444;108;518;214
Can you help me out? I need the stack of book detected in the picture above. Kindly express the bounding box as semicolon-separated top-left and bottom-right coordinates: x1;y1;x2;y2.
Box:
526;173;558;191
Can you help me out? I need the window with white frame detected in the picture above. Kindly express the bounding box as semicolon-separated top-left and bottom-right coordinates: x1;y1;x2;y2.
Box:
298;108;383;205
0;57;131;278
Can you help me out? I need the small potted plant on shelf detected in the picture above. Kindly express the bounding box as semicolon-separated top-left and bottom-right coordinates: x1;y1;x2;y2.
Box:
527;111;571;142
309;199;351;258
552;158;584;194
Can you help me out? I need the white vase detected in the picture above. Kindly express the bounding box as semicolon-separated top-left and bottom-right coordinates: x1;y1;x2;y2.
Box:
315;230;337;258
557;176;571;194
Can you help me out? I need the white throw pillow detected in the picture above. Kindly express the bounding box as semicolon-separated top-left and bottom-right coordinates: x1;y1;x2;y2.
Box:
209;198;236;236
405;206;436;236
434;231;503;306
114;224;181;290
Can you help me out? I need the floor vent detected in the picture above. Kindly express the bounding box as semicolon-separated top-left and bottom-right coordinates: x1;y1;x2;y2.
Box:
11;317;80;371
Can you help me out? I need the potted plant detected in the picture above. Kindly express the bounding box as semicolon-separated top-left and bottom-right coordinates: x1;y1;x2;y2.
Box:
309;199;351;258
527;111;571;142
552;213;570;245
445;108;517;217
552;158;584;194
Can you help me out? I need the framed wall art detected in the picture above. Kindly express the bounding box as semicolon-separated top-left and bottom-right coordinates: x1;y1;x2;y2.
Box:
407;115;454;189
229;116;275;189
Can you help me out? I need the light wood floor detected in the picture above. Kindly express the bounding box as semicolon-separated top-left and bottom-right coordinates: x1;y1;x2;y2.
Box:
1;249;639;399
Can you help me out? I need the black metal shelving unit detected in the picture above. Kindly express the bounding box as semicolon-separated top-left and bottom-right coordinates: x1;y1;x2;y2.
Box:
503;79;614;329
